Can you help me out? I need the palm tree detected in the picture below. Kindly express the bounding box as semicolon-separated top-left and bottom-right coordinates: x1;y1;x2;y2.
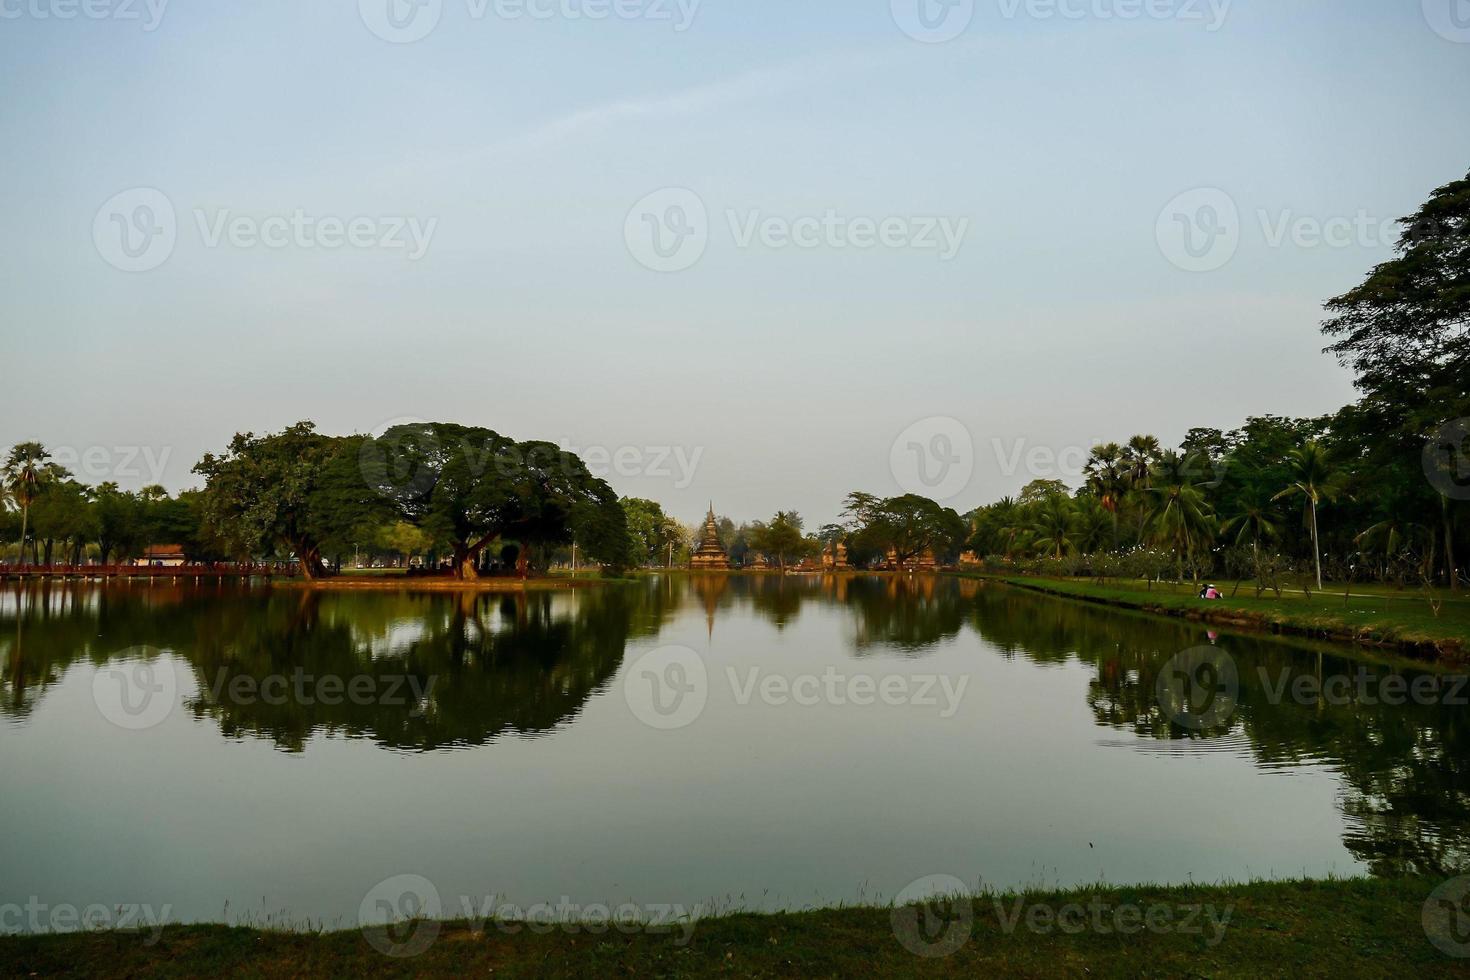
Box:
1073;496;1113;554
1272;441;1345;591
1355;517;1428;583
0;482;13;561
1028;495;1079;559
1122;435;1162;489
2;443;52;568
1084;443;1127;546
1220;483;1280;567
984;496;1025;559
1121;435;1162;543
1145;452;1218;582
1151;449;1208;489
1147;482;1217;582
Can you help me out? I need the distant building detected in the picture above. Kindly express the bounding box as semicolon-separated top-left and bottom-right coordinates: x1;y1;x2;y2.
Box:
822;541;850;571
134;544;187;567
689;505;731;570
884;547;937;571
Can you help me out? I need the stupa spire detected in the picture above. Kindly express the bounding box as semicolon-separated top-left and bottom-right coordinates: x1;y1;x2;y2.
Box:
689;503;731;570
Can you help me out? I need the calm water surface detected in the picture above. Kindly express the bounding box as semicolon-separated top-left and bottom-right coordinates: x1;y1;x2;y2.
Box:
1;575;1466;928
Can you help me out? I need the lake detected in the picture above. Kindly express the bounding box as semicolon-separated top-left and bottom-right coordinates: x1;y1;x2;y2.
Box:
1;574;1466;931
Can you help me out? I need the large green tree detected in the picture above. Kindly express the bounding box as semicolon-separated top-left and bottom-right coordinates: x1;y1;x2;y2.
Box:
193;422;366;578
1323;169;1470;425
29;478;94;565
1323;169;1469;589
845;492;966;569
748;511;810;571
361;423;626;578
621;497;684;568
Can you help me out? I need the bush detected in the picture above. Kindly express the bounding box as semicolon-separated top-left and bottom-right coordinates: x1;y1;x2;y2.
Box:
1090;552;1122;582
1123;547;1172;590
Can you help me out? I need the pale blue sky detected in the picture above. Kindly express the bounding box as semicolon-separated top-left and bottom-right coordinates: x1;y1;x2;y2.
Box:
2;1;1468;525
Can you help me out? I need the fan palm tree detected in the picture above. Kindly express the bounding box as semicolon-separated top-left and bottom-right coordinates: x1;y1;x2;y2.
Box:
2;442;53;568
1122;435;1162;489
1084;442;1127;546
1272;441;1345;591
1121;435;1162;543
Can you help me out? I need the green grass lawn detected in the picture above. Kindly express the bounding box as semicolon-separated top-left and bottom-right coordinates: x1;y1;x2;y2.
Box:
974;573;1470;658
2;877;1464;978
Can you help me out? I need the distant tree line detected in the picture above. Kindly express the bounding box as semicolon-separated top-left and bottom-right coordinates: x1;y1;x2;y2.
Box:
2;422;630;579
5;170;1465;589
0;445;201;567
968;169;1470;593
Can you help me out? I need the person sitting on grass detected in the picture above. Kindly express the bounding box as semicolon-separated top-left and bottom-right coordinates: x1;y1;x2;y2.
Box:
1198;583;1222;600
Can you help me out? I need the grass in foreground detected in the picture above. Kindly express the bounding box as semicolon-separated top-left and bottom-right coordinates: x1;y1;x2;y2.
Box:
977;574;1470;658
3;877;1467;978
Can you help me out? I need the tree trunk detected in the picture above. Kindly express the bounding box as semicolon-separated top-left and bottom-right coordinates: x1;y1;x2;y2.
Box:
296;542;328;580
1445;503;1458;594
16;504;28;567
1310;498;1322;591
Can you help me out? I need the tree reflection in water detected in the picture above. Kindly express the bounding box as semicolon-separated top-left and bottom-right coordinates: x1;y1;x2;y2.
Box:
2;575;1466;875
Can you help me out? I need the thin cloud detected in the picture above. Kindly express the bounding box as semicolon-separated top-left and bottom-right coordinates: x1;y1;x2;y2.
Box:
464;43;978;163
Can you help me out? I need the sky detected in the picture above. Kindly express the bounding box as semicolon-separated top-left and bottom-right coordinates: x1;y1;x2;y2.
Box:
2;0;1468;527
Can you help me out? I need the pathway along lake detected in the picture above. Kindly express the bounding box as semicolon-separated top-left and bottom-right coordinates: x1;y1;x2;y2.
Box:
1;574;1465;929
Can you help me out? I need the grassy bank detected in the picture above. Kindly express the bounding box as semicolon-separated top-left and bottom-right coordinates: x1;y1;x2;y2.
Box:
2;877;1462;978
968;573;1470;660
